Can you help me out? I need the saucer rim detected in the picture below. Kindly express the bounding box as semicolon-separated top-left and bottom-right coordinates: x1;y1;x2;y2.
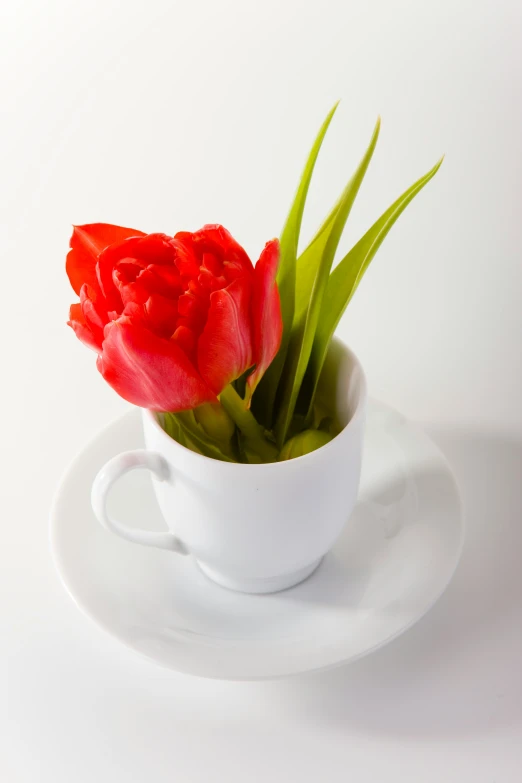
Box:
49;400;465;681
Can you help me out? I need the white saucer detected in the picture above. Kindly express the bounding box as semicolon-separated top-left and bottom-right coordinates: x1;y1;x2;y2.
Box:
50;401;464;680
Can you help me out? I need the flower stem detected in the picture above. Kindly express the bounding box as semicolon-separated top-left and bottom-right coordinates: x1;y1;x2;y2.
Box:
219;384;278;463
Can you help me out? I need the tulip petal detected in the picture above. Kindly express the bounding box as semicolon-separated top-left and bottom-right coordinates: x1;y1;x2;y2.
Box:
80;284;109;347
172;324;198;360
97;318;216;411
97;233;176;311
245;239;282;404
197;278;253;395
66;223;145;296
68;303;102;351
175;224;253;280
137;264;183;298
144;293;179;338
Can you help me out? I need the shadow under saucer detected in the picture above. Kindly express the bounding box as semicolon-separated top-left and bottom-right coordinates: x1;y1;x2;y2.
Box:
266;428;522;739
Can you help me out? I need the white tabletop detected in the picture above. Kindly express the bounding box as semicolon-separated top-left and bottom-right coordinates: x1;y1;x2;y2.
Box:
2;1;521;780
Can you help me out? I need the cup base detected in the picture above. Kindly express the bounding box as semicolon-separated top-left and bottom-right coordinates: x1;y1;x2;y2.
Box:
196;557;324;594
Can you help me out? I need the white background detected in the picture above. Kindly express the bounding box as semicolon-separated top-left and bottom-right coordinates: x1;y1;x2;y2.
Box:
2;0;522;780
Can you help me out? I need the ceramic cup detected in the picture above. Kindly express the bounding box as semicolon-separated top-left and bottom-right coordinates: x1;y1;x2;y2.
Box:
91;339;367;594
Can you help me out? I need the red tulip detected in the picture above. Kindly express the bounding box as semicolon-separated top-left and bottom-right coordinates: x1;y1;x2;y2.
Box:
67;223;282;412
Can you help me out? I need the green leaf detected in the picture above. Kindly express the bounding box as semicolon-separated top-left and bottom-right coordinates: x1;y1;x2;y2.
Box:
293;219;335;330
304;156;444;422
279;429;333;461
219;384;278;463
293;168;360;327
193;402;235;443
274;118;381;447
254;102;340;427
163;412;187;445
165;411;236;462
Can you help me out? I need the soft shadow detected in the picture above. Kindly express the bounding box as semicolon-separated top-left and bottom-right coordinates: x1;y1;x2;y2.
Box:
288;461;458;611
267;428;522;738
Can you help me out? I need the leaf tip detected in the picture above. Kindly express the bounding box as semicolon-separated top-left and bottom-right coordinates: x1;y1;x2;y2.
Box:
327;100;341;120
433;155;445;173
371;116;382;145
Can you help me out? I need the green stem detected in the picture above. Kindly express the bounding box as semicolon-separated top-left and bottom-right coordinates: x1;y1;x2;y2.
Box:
219;384;279;462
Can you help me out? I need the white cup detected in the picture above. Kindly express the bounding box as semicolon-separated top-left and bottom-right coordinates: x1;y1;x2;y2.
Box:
91;339;367;594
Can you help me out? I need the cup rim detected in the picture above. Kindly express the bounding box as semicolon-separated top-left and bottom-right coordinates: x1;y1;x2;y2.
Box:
143;339;367;471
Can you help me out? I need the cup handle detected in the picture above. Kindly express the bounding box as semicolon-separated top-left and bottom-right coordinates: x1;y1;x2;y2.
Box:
91;449;188;554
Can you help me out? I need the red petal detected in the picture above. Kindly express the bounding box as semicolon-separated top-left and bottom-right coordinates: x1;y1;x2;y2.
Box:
97;318;216;412
67;303;102;351
112;259;147;288
201;252;222;276
174;225;254;282
198;269;227;292
172;325;197;360
80;283;109;337
197;278;253;395
66;224;145;296
197;225;252;269
97;233;175;311
122;301;145;321
171;234;201;278
117;280;150;308
177;292;208;332
246;239;282;404
137;264;182;298
124;233;177;265
144;294;179;337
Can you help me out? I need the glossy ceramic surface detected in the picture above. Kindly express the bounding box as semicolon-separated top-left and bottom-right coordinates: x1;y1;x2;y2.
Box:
50;401;464;680
90;341;367;593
